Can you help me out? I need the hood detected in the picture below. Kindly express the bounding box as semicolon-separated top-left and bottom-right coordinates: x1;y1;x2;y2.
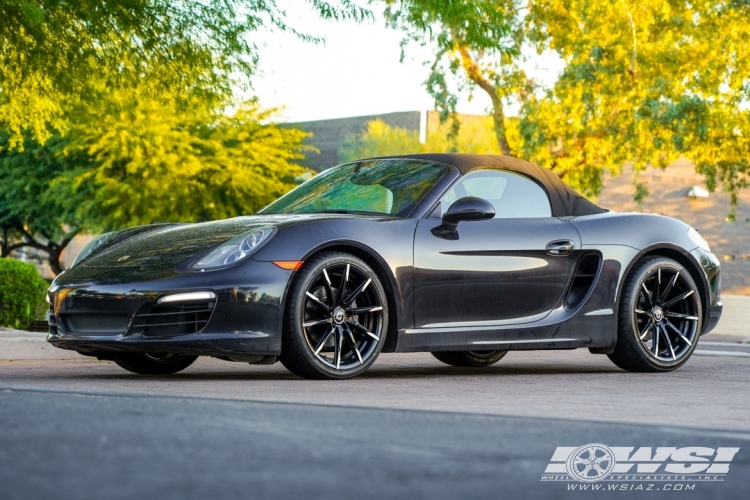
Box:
50;213;391;286
79;213;389;270
80;215;291;269
81;218;259;269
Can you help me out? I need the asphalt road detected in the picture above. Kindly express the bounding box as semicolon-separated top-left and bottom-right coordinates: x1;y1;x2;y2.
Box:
2;341;750;499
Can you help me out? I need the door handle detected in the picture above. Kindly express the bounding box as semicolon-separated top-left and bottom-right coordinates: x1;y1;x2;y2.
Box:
546;240;575;256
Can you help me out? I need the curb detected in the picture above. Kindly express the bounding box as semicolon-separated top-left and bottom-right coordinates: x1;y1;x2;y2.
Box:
0;328;83;360
709;295;750;337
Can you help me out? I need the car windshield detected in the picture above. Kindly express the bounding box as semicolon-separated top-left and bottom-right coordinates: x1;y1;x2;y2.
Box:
259;159;449;217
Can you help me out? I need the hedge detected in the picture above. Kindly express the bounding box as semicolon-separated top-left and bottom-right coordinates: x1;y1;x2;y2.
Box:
0;258;49;330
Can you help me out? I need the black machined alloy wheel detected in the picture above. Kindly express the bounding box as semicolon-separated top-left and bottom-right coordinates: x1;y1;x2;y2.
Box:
113;353;197;375
431;350;508;367
279;252;388;379
608;256;702;372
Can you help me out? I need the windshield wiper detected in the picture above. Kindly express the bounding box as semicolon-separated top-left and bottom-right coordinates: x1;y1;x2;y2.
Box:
318;209;389;216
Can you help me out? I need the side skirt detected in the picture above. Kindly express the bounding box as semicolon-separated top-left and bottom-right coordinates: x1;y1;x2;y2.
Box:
393;314;615;352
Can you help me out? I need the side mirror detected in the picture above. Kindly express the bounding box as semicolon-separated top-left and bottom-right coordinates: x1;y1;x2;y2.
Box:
441;196;495;231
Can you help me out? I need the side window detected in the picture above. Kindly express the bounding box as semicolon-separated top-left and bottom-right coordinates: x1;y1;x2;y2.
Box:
435;170;552;218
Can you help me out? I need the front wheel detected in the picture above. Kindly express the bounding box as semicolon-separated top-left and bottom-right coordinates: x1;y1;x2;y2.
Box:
279;252;388;380
113;353;197;375
608;256;702;372
431;350;508;367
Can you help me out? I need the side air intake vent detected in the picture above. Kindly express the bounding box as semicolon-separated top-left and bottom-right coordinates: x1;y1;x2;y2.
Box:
565;253;602;310
133;301;215;337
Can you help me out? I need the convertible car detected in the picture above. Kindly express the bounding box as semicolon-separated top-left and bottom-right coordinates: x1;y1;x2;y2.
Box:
47;154;722;379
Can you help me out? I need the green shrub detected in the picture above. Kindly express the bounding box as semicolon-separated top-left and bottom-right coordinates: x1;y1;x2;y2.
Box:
0;258;49;329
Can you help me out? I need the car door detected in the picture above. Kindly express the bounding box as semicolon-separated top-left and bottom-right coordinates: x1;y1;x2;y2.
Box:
413;169;581;328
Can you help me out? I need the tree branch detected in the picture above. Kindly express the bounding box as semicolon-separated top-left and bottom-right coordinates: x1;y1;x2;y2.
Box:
14;224;41;247
2;241;52;256
625;9;637;79
1;224;80;275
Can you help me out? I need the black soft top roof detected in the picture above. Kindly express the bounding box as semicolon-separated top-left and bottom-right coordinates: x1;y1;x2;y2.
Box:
378;153;606;218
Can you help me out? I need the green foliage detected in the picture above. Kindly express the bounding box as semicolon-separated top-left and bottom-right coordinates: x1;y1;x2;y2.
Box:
0;0;371;147
56;98;313;231
518;0;750;201
383;0;514;67
633;179;650;211
424;117;509;155
383;1;518;152
384;0;750;206
0;133;83;241
0;258;48;329
337;116;505;161
339;120;422;162
0;132;84;274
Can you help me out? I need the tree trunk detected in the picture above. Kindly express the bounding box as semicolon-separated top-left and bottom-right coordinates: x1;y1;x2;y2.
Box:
489;97;512;156
456;44;512;156
48;249;64;276
2;225;78;276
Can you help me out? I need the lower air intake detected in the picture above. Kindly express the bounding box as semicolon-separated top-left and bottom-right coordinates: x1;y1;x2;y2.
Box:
58;314;130;335
133;301;215;337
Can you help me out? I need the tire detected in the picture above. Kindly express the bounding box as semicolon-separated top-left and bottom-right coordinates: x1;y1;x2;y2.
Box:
431;350;508;367
279;252;389;380
113;353;197;375
608;256;702;372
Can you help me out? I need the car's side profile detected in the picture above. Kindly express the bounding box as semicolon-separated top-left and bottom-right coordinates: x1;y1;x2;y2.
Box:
47;154;722;379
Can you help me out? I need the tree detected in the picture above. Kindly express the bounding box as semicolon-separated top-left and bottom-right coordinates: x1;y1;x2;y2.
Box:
1;0;372;273
0;133;87;274
382;0;518;153
520;0;750;205
62;98;314;230
0;0;371;148
384;0;750;210
0;102;313;274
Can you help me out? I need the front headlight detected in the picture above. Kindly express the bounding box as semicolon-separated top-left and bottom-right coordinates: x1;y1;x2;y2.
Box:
70;233;112;268
687;227;711;252
192;227;275;270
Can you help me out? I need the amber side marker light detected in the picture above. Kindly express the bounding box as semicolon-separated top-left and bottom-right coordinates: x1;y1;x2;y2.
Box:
273;261;304;271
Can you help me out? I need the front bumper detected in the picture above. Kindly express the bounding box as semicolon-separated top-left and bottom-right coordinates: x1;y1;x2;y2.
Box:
47;331;280;357
689;248;722;335
705;301;723;335
46;260;291;357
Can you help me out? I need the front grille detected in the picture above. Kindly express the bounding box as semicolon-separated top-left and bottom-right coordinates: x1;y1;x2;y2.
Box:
132;301;215;337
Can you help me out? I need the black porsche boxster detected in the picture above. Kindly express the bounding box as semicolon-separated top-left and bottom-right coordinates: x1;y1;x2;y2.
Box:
47;154;722;379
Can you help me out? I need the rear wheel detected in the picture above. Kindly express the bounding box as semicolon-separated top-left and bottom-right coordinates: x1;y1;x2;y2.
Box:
279;252;388;380
608;256;702;372
113;353;197;375
431;350;508;367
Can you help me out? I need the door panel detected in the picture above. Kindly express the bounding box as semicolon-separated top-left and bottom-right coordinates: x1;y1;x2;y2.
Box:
413;218;581;328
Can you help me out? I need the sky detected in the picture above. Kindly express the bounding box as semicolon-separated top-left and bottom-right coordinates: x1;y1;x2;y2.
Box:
249;6;493;123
